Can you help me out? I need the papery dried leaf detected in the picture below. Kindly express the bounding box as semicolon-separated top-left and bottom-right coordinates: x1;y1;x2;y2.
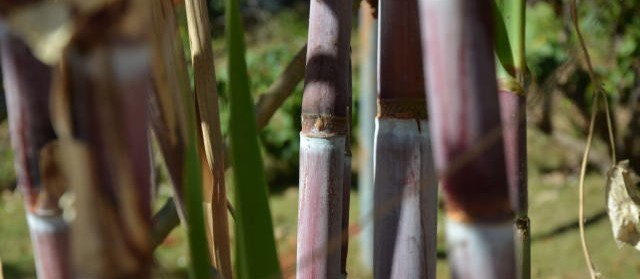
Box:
59;139;144;277
148;0;191;220
62;44;153;277
56;1;154;276
183;0;232;275
606;160;640;250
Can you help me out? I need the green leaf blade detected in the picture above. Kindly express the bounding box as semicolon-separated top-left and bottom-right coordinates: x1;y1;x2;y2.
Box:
225;0;282;278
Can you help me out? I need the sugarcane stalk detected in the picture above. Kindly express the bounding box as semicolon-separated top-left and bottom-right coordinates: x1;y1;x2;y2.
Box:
297;0;352;276
418;0;515;278
373;0;438;278
357;2;377;272
0;32;69;279
183;0;232;276
495;0;529;278
47;2;159;277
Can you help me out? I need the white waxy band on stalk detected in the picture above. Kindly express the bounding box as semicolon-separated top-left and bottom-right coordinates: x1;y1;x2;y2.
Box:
27;213;67;233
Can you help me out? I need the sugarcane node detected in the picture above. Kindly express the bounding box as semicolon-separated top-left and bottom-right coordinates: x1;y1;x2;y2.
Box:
301;113;348;137
445;198;514;224
376;99;428;119
516;216;530;231
498;78;525;96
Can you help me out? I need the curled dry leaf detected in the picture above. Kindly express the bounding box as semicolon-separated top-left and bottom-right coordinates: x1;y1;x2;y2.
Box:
606;160;640;250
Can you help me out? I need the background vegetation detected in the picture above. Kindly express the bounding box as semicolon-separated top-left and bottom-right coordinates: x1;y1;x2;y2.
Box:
2;0;640;278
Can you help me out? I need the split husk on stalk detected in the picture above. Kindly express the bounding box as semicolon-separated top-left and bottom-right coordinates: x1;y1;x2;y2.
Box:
148;0;212;277
183;0;232;276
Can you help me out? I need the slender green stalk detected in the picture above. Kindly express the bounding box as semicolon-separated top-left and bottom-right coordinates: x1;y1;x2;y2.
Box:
226;0;281;277
495;1;529;278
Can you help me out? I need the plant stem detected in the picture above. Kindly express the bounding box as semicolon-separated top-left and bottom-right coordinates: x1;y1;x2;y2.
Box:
297;0;353;276
419;0;515;277
255;45;307;129
0;33;70;279
373;0;438;278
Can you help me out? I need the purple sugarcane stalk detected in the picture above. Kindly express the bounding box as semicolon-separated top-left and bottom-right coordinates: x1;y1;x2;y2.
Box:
373;0;438;278
418;0;515;278
297;0;352;276
499;89;529;279
1;32;70;279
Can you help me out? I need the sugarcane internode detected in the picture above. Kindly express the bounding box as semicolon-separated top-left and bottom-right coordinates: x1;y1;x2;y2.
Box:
418;0;517;278
297;0;352;276
372;0;439;278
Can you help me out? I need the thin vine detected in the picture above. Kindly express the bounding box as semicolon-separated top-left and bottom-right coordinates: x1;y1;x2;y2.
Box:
570;0;618;278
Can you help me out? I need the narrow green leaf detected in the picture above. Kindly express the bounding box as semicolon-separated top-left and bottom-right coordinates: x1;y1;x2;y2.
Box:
183;142;210;279
493;0;516;78
225;0;282;278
